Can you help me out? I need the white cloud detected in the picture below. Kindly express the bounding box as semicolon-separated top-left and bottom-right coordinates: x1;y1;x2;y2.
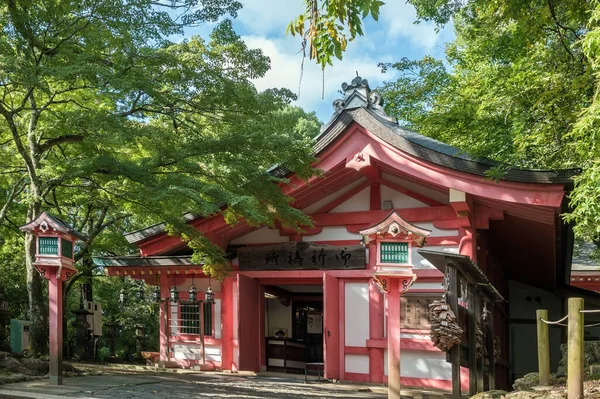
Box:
237;0;304;36
378;1;444;51
243;35;397;121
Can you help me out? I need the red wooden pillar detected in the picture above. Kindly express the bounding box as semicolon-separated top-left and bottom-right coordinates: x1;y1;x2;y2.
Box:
258;284;266;371
369;282;384;383
49;273;63;385
221;277;233;371
159;272;169;361
387;279;401;399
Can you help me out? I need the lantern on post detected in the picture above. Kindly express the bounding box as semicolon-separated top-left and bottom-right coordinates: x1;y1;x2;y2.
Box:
20;211;86;385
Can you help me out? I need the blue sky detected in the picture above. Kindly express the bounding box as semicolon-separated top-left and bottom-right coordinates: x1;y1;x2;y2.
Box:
188;1;455;122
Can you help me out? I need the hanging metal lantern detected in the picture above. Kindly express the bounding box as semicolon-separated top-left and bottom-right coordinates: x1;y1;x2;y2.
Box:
205;286;214;304
170;286;179;303
152;286;161;302
119;288;128;305
188;284;197;302
135;284;144;301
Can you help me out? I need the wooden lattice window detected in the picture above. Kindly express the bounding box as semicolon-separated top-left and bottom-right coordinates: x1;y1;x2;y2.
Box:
175;303;213;336
380;241;409;264
61;238;73;258
38;237;59;255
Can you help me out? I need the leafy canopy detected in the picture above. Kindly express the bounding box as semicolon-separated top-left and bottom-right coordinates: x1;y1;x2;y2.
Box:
288;0;385;68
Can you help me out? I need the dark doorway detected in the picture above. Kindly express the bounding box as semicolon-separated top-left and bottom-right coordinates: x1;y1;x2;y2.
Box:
292;301;323;363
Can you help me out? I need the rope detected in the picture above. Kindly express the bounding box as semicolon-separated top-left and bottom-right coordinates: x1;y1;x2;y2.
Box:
540;315;568;325
580;309;600;314
585;322;600;328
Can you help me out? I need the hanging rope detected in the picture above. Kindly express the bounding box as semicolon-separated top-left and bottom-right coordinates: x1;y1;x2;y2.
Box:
540;315;568;326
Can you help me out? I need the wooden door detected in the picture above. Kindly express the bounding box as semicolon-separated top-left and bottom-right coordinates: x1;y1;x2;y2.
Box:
237;274;260;371
323;273;340;379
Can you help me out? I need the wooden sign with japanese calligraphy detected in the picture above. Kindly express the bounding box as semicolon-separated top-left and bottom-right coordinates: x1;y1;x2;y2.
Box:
401;295;438;330
237;242;366;271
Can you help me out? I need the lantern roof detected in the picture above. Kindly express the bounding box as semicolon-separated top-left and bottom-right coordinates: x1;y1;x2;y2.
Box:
19;211;87;240
359;210;431;247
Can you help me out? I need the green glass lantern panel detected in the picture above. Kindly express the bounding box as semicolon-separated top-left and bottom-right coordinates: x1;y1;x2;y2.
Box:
38;237;59;255
380;242;409;264
61;238;73;258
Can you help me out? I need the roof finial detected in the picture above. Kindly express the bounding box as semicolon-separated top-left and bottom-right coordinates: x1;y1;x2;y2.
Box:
356;70;359;77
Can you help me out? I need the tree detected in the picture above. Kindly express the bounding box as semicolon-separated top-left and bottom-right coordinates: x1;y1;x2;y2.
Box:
0;0;319;354
288;0;386;68
379;0;600;249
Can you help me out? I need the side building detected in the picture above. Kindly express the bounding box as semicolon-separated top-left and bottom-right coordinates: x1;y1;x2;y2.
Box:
96;77;578;392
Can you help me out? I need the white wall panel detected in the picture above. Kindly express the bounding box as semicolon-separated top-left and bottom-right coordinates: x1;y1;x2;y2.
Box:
345;354;369;374
214;299;222;339
344;282;369;346
330;187;370;213
380;185;428;209
231;227;289;245
400;350;451;380
303;178;367;214
410;281;443;290
303;226;361;242
414;222;458;237
382;173;449;204
266;298;292;338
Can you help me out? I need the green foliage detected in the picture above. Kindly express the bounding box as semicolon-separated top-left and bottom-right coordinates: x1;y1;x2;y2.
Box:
379;0;600;246
0;0;321;353
288;0;385;68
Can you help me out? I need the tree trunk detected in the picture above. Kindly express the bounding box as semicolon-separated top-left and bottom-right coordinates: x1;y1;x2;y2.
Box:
25;205;48;355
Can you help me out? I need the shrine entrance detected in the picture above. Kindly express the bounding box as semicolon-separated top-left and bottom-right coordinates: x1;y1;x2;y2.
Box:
263;284;323;373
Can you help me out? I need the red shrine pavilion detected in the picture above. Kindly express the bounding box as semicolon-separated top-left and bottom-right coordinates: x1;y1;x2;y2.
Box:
96;76;580;396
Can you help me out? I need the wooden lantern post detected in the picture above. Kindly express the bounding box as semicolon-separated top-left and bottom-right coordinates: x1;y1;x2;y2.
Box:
20;211;86;385
359;211;432;399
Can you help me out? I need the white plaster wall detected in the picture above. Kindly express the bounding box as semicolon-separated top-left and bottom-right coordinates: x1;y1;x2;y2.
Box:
345;354;370;374
303;178;367;214
302;226;361;242
414;222;458;237
400;332;431;339
411;281;443;290
231;227;289;245
345;282;369;346
265;298;293;338
170;303;178;335
330;187;370;213
382;173;449;204
400;350;452;380
172;343;222;363
380;185;428;209
412;246;458;269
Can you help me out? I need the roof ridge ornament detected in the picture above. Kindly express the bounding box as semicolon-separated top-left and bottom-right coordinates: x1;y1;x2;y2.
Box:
320;75;397;133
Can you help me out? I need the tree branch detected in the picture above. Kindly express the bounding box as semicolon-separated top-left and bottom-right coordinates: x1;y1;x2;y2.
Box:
39;135;84;153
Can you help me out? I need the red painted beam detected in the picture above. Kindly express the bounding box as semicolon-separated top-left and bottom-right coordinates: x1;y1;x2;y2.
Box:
311;206;457;226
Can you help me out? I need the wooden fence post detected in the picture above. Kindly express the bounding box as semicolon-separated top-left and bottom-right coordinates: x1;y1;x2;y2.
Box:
568;298;584;399
536;309;550;386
